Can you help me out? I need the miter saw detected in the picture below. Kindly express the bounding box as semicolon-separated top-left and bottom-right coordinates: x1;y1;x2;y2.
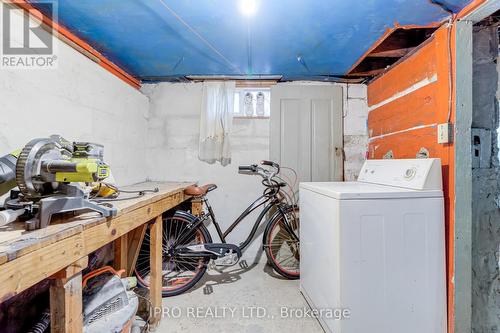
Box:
0;135;117;230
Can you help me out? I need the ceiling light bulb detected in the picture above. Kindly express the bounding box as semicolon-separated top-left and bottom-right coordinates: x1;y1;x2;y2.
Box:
239;0;257;17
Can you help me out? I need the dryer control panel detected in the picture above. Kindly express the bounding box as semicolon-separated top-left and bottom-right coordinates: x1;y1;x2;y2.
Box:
357;158;442;190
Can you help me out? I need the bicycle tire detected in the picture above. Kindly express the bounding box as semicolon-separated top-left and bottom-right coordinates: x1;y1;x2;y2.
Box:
263;205;300;280
135;211;212;297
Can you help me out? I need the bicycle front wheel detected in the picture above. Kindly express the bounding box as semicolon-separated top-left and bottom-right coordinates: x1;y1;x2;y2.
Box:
263;205;300;279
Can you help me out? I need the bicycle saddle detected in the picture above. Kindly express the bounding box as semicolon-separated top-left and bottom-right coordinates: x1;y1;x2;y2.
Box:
184;183;217;196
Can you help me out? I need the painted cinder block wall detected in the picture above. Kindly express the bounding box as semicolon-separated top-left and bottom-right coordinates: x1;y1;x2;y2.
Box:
344;84;369;181
143;82;271;259
366;24;456;329
142;82;368;259
0;8;149;332
0;9;149;187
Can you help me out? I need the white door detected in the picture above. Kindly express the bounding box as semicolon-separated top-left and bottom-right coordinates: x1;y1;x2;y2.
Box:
270;84;343;185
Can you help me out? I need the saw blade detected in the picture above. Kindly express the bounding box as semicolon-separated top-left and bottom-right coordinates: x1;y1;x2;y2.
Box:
16;138;61;199
15;140;34;198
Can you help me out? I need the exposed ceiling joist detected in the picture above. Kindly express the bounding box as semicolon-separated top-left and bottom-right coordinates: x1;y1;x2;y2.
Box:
368;47;416;58
346;25;439;81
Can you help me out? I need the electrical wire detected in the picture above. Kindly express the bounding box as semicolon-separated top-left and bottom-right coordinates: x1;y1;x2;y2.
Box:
91;193;145;202
429;0;456;123
133;288;153;333
446;15;456;123
90;183;159;203
279;166;299;205
155;0;242;75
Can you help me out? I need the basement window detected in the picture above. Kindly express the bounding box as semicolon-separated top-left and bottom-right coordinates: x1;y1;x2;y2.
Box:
233;88;270;118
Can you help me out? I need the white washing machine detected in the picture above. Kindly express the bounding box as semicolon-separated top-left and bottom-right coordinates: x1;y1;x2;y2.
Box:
300;158;447;333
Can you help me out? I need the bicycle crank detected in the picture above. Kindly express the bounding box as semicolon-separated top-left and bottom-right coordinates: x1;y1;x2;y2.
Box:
176;243;242;267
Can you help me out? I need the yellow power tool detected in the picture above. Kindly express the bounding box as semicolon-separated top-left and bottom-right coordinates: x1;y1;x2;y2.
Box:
2;135;117;230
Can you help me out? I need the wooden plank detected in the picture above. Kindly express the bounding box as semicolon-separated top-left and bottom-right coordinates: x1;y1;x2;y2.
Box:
457;0;490;19
368;47;415;58
368;82;441;138
114;234;128;272
83;191;183;255
0;182;192;265
347;69;385;77
0;183;190;302
235;80;277;88
0;220;86;265
127;224;148;276
367;31;441;106
0;233;84;303
149;215;163;328
191;199;203;216
347;23;440;74
50;273;83;333
51;256;88;280
110;182;191;215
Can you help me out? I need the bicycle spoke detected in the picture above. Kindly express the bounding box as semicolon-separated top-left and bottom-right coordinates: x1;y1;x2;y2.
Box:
266;208;300;276
135;215;210;294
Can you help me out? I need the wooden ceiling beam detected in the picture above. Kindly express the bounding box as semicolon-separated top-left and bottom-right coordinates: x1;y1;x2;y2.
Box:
347;69;385;77
345;23;440;78
367;47;416;58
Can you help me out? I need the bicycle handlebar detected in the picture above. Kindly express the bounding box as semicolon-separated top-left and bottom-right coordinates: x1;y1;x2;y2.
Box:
238;161;281;182
238;165;258;172
260;160;280;173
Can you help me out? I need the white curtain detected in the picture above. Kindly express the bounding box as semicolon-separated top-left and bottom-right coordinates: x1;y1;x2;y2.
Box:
198;81;235;166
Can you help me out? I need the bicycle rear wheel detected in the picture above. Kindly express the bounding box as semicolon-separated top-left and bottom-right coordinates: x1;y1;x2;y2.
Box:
135;211;212;297
263;205;300;279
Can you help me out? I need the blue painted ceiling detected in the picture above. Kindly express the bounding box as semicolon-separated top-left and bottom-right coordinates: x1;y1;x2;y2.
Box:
30;0;472;81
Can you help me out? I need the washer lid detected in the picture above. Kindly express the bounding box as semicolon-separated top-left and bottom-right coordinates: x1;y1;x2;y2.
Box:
300;182;443;199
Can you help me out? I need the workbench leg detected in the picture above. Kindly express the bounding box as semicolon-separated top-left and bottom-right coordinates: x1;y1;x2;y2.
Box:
114;233;128;272
127;224;148;276
50;273;83;333
191;198;203;216
150;215;163;328
49;256;87;333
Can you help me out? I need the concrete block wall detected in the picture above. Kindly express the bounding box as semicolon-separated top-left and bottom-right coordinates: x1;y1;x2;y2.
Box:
0;9;149;185
0;9;149;332
0;9;149;186
142;82;271;259
142;81;368;258
471;25;500;333
343;84;368;181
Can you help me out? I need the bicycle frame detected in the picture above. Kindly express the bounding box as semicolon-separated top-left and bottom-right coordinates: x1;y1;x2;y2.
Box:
204;193;278;251
173;189;297;253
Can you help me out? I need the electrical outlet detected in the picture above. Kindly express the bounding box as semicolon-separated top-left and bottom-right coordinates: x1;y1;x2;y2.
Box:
437;122;453;144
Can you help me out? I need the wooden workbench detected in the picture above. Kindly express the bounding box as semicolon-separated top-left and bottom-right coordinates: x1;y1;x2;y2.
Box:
0;181;194;332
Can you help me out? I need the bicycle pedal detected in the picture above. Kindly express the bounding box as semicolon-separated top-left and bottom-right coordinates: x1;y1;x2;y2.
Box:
239;260;249;269
203;284;214;295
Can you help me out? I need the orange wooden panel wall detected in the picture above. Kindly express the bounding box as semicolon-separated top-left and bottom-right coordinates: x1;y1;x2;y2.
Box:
367;24;456;332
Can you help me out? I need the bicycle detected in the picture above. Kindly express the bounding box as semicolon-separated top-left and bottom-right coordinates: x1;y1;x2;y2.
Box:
134;160;300;296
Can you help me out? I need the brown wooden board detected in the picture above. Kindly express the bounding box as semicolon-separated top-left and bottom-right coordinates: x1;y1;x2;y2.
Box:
0;181;193;302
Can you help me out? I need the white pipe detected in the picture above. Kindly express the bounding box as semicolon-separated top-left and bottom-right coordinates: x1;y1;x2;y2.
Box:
0;209;25;226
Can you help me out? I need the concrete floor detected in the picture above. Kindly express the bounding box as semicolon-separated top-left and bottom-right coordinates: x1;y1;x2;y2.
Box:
155;254;323;333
